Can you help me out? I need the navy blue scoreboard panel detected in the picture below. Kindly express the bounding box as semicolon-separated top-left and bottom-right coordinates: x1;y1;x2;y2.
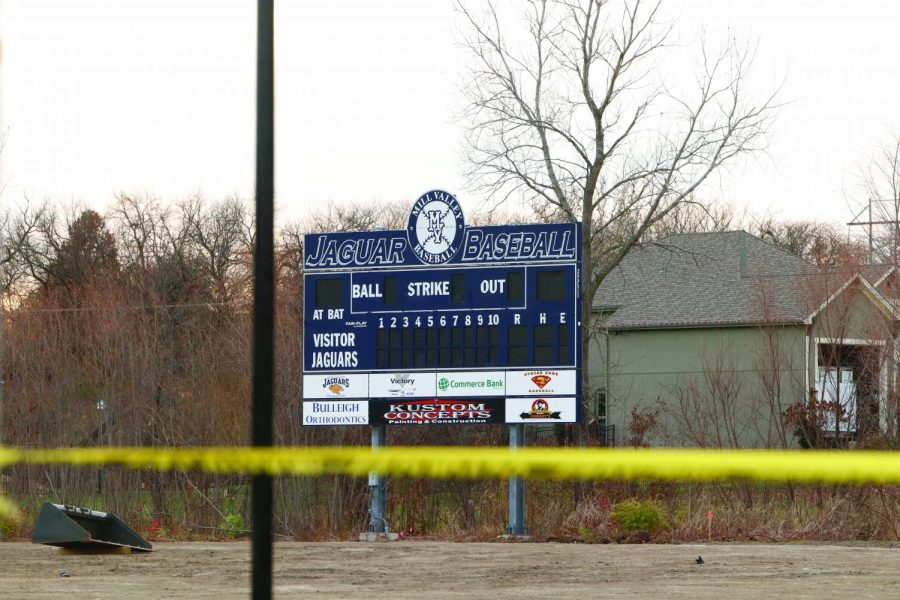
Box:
301;190;582;426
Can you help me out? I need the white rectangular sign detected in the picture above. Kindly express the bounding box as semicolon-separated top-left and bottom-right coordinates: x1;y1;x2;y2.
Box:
505;369;576;396
436;371;506;397
369;372;437;398
505;397;577;423
303;401;369;426
303;373;369;399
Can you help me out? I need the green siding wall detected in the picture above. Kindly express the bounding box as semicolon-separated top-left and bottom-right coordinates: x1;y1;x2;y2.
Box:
593;325;807;448
812;287;893;343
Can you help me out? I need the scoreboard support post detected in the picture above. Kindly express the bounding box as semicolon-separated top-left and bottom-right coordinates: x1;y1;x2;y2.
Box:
506;424;527;536
366;425;389;535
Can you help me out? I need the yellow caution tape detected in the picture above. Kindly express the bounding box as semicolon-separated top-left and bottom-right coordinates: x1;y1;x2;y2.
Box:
0;496;16;518
2;446;900;486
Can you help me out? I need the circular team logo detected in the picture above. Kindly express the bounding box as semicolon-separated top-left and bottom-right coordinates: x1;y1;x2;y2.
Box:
407;190;465;264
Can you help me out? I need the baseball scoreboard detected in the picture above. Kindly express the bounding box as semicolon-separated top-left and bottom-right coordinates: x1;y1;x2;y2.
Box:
302;190;582;426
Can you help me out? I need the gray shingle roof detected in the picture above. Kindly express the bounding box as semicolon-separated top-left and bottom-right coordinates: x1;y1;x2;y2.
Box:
594;231;821;330
860;264;893;286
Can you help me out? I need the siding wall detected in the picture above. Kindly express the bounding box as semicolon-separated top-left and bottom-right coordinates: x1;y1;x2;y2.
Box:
812;287;893;343
591;324;807;448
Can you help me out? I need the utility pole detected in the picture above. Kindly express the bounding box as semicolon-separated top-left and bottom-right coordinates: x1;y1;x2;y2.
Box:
847;198;900;264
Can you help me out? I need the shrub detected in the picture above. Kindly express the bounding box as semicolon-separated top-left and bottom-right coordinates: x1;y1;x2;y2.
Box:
0;510;25;539
220;513;245;538
610;499;665;533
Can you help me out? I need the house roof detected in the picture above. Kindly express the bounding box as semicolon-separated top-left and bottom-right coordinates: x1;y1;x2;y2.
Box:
861;264;895;288
594;231;863;330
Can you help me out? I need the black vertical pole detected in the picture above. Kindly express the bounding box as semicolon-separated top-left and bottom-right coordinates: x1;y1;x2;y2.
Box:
252;0;275;598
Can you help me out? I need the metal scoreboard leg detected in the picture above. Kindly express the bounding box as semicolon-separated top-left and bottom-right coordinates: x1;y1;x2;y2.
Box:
507;424;527;536
367;425;388;534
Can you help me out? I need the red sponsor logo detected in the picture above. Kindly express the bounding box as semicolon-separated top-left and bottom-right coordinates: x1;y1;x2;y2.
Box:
531;375;552;389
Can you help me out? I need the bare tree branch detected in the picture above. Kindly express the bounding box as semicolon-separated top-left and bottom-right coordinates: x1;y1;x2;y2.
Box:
457;0;780;457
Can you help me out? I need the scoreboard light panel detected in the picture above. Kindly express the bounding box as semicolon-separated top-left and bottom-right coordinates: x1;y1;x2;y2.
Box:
304;263;579;372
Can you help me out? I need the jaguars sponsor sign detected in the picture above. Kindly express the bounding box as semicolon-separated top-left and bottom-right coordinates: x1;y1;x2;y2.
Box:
370;399;505;425
369;372;436;398
505;397;577;423
303;401;369;426
302;373;368;399
505;370;576;396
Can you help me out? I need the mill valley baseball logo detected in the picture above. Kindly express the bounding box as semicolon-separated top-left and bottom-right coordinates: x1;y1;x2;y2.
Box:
520;399;562;420
407;190;465;264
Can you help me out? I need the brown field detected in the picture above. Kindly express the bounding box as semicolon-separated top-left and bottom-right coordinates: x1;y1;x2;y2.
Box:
2;540;900;599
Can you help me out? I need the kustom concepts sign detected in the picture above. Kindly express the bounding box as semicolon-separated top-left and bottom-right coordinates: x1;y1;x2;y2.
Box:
505;397;577;423
369;399;505;425
436;372;505;397
303;401;370;426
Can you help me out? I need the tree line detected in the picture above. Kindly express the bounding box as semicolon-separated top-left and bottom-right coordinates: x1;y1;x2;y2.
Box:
0;190;867;538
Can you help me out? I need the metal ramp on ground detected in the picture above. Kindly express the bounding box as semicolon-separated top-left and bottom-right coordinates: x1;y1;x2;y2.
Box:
32;502;152;553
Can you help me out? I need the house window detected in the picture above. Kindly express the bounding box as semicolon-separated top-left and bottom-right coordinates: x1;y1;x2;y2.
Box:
817;368;856;433
816;340;886;436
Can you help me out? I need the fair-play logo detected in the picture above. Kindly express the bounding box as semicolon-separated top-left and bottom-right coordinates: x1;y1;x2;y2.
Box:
407;190;465;264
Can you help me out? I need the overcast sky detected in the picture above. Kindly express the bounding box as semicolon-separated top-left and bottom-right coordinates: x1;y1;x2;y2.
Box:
2;0;899;232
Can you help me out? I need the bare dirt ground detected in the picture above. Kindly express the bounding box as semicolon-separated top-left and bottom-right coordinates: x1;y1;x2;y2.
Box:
2;540;900;599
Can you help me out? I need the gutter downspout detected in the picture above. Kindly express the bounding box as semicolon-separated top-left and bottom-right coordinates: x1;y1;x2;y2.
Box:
804;324;811;399
605;327;611;443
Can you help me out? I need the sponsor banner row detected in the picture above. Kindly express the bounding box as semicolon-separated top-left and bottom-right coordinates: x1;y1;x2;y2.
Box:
302;398;577;426
304;370;576;399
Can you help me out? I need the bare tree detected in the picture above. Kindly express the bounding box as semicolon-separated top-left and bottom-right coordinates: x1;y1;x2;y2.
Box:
306;200;408;233
457;0;779;455
180;194;254;305
649;199;745;237
0;201;46;304
752;217;857;267
108;193;171;291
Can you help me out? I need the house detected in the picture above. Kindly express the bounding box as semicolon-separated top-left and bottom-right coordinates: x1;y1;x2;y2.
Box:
591;231;898;448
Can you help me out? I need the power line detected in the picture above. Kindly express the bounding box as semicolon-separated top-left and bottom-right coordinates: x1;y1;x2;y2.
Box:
2;301;251;314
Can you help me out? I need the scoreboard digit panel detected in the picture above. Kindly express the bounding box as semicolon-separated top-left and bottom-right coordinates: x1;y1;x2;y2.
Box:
304;264;579;372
